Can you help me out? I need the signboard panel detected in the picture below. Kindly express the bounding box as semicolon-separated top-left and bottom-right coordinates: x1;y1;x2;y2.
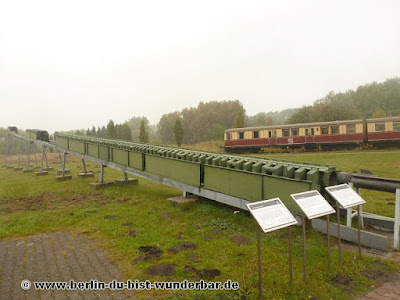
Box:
291;190;335;219
246;198;298;233
325;184;366;209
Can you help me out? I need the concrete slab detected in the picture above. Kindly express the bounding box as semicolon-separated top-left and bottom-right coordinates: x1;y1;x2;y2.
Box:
35;171;48;176
78;172;95;178
294;215;389;251
114;178;138;185
13;167;23;171
55;175;73;181
90;181;114;189
22;169;33;173
6;166;14;169
33;166;41;170
57;169;70;175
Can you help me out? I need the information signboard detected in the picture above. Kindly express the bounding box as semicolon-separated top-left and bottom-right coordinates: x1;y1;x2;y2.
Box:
291;190;335;219
246;198;298;233
325;184;366;208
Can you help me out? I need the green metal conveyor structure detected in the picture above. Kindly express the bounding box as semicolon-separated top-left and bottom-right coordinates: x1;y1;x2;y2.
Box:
8;130;339;213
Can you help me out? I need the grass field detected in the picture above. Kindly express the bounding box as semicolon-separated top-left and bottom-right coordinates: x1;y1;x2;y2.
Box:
0;150;399;299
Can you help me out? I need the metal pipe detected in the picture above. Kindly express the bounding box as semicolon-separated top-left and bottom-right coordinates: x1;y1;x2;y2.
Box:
338;172;400;194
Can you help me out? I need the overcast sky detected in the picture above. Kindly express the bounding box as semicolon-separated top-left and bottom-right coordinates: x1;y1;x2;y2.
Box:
1;0;399;133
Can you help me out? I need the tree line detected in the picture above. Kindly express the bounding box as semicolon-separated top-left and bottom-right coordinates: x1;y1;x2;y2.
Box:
286;77;400;124
63;76;400;146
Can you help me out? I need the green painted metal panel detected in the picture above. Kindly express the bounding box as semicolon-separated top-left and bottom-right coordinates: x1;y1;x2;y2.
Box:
203;166;230;195
69;140;85;154
87;144;99;158
56;136;68;149
229;170;263;201
128;152;143;170
112;148;128;165
263;176;312;214
146;155;200;186
99;146;109;160
203;166;263;201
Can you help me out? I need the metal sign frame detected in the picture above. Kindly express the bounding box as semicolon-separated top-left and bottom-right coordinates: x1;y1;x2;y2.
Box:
325;183;366;209
246;198;298;233
291;190;335;219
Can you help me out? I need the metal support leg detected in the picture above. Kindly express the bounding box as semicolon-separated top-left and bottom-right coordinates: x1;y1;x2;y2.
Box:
3;136;9;167
394;189;400;250
337;204;342;265
34;152;38;168
100;165;105;183
8;136;14;167
356;188;364;229
44;150;49;170
82;158;87;173
346;208;352;227
58;151;63;168
27;142;31;169
40;146;45;172
17;139;22;168
62;152;67;176
124;172;128;181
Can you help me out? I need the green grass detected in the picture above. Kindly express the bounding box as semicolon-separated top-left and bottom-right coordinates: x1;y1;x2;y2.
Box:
0;154;399;299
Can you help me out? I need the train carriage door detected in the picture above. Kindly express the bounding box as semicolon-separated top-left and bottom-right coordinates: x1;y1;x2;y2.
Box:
311;128;315;135
305;128;309;136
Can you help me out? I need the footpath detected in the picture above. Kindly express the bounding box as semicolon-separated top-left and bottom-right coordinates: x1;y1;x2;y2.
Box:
0;231;135;300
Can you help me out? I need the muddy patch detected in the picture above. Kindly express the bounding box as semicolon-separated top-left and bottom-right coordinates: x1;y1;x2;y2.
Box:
204;229;222;241
184;266;221;280
147;264;174;276
331;274;353;286
133;246;163;263
127;230;138;237
175;232;184;240
160;212;172;220
0;193;104;213
231;234;252;245
117;198;130;203
168;242;197;254
104;215;119;219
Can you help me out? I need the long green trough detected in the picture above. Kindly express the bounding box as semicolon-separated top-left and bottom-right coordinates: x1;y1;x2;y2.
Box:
53;132;339;212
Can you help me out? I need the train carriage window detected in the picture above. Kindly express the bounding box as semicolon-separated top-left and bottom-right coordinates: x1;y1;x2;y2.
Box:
282;129;290;137
346;124;355;133
253;131;259;139
330;125;339;134
305;128;309;136
394;122;400;131
311;128;315;135
268;131;272;138
273;130;277;138
375;123;385;132
291;128;299;136
238;132;244;139
321;127;329;135
226;133;231;140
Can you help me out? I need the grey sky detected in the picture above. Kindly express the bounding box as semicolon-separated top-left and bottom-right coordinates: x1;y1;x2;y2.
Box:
1;0;399;133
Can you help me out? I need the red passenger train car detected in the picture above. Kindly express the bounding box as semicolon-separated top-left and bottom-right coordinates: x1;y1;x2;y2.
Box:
224;117;400;152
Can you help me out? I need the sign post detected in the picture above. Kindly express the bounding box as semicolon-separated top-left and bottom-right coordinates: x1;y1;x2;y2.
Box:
326;184;366;257
247;198;298;299
291;190;335;281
